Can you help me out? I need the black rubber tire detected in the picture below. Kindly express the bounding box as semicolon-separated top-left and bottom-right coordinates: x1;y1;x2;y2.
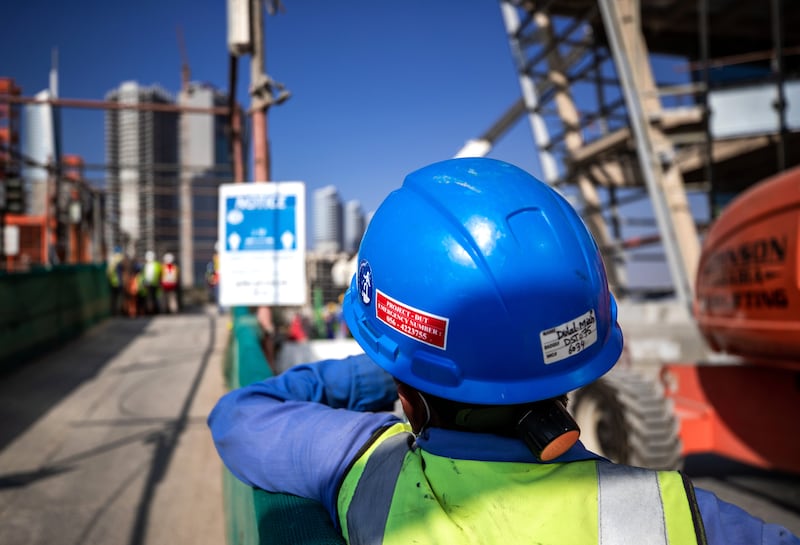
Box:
570;367;683;470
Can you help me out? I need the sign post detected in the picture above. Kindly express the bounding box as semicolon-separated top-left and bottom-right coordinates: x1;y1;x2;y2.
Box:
218;181;306;307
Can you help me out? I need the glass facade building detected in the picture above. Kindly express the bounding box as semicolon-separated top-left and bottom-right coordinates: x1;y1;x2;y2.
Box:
313;185;343;254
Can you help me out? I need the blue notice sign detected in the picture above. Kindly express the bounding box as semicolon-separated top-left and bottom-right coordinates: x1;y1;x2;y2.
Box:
218;181;307;306
224;194;297;252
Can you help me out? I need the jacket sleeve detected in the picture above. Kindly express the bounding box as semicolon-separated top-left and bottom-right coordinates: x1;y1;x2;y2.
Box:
696;488;800;545
208;354;402;519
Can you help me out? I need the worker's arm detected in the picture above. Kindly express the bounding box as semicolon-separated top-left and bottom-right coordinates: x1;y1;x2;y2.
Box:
208;354;401;519
695;488;800;545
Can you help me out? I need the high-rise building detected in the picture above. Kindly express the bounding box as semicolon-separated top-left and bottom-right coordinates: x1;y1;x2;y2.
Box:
313;185;343;254
21;89;59;216
177;82;233;287
105;81;178;259
343;199;365;254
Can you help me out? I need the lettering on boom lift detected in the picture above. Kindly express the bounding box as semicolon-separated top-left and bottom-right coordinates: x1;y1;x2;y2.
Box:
699;235;789;312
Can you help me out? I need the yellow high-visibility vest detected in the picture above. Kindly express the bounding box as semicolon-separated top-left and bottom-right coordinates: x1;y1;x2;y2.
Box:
337;423;705;545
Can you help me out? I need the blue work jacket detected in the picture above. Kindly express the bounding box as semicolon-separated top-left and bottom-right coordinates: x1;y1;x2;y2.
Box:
208;354;800;545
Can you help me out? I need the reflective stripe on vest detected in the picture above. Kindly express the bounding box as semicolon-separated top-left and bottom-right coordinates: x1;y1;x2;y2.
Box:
338;427;705;545
346;431;410;545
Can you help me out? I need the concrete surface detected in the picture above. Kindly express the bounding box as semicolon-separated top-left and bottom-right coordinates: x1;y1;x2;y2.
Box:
0;306;229;545
1;302;798;543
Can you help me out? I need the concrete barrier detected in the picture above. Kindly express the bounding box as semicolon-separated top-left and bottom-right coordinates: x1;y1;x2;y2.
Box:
222;307;345;545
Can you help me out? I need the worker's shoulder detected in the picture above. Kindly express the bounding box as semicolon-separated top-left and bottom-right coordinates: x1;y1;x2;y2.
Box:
693;487;800;545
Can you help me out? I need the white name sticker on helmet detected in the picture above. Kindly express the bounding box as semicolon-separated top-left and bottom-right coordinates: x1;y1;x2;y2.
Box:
539;309;598;365
376;290;449;349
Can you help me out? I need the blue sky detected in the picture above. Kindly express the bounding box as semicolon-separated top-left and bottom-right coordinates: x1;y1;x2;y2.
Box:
3;0;702;289
3;0;539;217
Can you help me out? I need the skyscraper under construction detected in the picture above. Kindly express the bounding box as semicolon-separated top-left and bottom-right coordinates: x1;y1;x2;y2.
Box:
105;81;179;260
177;81;233;287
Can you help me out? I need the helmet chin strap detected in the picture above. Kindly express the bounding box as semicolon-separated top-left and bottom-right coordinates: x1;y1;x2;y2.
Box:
417;392;432;434
516;399;581;462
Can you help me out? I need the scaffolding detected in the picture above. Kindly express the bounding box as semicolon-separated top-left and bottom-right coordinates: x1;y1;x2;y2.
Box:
495;0;799;308
0;153;105;271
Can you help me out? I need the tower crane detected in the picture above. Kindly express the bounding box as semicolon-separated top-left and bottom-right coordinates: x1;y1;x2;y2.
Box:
176;26;191;91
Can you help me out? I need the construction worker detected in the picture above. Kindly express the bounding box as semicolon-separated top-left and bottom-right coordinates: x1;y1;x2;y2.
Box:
123;254;141;318
205;246;222;313
142;250;162;314
106;247;124;316
205;260;218;299
134;265;148;317
208;158;800;545
160;253;180;314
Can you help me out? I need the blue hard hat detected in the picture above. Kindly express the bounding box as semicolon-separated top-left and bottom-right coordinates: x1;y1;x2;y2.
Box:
343;157;623;405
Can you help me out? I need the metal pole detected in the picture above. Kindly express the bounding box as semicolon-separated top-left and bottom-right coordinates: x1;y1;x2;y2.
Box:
227;53;246;184
250;0;275;363
598;0;694;309
250;0;270;181
47;158;58;265
771;0;787;172
232;106;245;183
0;94;229;115
499;0;559;183
699;0;716;219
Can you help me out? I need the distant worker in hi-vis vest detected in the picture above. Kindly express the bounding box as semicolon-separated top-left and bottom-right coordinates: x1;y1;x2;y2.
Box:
143;250;162;315
160;253;180;314
106;247;125;316
209;158;800;545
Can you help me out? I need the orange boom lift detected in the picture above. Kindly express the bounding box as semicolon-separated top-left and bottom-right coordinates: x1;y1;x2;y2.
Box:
664;166;800;474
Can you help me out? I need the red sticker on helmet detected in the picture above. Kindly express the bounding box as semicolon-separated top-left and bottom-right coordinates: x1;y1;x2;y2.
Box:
376;290;448;349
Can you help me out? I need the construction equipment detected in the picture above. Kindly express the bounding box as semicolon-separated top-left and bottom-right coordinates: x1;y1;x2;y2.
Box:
670;165;800;474
481;0;800;472
177;25;191;91
570;167;800;474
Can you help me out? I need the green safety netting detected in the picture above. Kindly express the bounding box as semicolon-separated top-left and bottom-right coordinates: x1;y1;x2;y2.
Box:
0;264;110;373
223;306;345;545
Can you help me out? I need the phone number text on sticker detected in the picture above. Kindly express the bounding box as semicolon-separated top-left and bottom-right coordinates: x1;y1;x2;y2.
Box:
539;309;597;364
376;290;449;349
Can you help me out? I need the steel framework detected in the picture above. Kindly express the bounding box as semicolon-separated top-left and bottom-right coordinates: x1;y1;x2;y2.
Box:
486;0;799;306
